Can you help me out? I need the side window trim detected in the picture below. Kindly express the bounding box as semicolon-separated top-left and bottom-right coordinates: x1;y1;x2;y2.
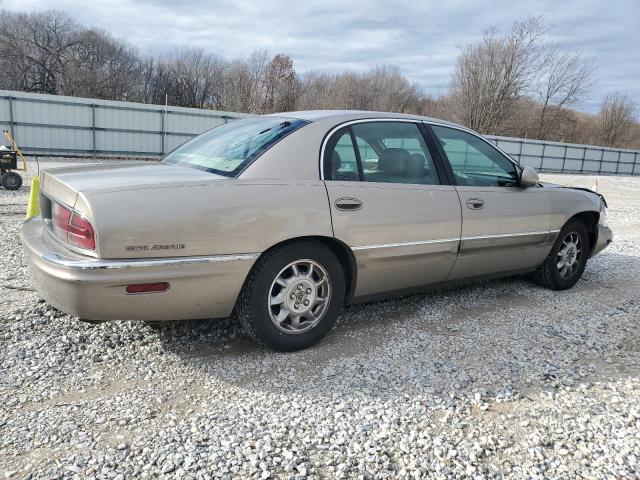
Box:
348;127;365;181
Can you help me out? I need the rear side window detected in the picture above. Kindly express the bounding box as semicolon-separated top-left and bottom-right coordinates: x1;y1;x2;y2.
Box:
324;127;360;181
324;121;441;185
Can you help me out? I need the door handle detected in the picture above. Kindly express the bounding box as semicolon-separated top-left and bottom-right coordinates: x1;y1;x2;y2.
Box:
335;197;363;211
466;198;485;210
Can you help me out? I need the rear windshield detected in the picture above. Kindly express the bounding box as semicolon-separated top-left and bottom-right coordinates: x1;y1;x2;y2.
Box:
163;117;308;177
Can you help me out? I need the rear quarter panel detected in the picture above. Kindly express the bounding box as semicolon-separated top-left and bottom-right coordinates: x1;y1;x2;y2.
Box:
80;180;333;259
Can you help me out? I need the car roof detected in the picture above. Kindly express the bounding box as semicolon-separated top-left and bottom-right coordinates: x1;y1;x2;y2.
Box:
268;109;467;130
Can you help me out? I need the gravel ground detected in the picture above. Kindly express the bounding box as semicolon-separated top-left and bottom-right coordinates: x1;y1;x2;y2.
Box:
1;158;639;479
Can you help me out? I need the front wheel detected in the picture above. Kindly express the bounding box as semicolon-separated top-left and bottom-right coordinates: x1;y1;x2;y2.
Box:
236;241;345;351
531;219;590;290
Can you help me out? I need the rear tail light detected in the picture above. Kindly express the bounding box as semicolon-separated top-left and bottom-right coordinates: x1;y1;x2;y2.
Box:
51;202;96;251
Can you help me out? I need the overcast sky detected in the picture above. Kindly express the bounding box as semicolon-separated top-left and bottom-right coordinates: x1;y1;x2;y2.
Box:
4;0;639;113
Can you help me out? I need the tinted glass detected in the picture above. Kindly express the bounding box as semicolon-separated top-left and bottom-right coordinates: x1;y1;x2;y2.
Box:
164;117;307;177
431;125;519;187
351;122;440;185
325;127;360;181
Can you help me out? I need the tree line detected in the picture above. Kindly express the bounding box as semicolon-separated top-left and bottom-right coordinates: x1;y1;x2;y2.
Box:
0;10;637;148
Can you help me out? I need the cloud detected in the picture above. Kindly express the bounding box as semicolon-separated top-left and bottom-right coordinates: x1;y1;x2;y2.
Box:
3;0;639;113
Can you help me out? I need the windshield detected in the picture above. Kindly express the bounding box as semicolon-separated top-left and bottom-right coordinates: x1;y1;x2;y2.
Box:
163;117;308;177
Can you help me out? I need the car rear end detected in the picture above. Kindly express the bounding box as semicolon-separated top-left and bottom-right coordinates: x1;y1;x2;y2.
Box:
21;166;257;321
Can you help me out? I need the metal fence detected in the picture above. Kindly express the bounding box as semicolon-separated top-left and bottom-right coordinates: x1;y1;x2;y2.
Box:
0;90;252;157
486;135;640;176
1;89;639;175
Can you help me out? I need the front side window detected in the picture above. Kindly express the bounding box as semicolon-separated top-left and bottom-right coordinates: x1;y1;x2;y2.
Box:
431;125;519;187
325;121;440;185
164;117;308;177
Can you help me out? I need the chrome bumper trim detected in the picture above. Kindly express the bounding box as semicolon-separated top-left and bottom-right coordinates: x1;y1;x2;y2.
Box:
41;252;260;271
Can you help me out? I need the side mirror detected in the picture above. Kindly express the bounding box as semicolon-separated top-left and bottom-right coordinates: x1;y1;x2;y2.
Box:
520;166;539;187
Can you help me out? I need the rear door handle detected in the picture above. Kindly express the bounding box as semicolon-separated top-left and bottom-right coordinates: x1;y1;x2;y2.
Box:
466;198;485;210
335;197;363;211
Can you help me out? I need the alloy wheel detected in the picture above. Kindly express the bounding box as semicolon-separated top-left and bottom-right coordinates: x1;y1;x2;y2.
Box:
557;232;583;278
268;259;331;334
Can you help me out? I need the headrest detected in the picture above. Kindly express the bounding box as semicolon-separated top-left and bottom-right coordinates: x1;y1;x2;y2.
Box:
378;148;410;175
407;153;426;178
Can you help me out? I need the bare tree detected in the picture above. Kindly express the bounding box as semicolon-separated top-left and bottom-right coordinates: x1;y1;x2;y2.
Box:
534;45;593;139
451;16;546;134
222;50;269;113
366;65;423;112
261;54;297;113
0;10;81;94
597;92;636;147
296;71;336;110
65;28;141;100
175;49;226;108
296;66;424;113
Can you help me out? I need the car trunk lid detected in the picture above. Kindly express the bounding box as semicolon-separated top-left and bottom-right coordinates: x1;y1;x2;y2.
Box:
40;162;226;208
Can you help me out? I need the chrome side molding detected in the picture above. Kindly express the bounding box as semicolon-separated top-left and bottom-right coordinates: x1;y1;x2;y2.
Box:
352;230;556;251
42;253;259;271
351;238;459;251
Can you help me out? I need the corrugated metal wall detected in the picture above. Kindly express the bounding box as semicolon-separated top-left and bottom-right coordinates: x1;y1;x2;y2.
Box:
0;90;252;157
1;90;639;175
486;135;640;175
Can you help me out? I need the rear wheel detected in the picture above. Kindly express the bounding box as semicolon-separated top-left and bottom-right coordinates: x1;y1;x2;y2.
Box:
236;241;345;351
1;171;22;190
531;219;590;290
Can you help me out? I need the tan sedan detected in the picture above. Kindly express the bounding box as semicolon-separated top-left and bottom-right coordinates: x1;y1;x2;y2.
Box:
21;111;613;351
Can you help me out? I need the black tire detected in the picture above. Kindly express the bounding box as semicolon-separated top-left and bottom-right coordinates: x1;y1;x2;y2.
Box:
531;219;590;290
236;240;345;351
1;171;22;190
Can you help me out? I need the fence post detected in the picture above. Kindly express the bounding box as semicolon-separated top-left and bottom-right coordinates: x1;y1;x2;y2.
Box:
561;145;567;173
580;146;587;173
540;143;546;171
598;149;605;175
634;152;639;176
91;104;96;158
161;109;165;155
518;139;524;165
8;96;14;138
615;150;621;174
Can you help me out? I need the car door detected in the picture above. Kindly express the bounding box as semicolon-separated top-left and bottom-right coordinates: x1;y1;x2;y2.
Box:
322;120;462;298
428;123;552;281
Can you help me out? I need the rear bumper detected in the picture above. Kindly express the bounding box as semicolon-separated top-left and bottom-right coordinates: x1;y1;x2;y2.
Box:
21;218;257;321
591;224;613;258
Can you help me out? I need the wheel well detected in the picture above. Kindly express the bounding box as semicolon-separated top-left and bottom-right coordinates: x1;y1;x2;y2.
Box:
257;236;357;302
568;211;599;252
